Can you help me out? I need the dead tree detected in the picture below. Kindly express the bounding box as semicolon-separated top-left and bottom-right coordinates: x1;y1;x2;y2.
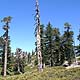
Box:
1;16;11;76
35;0;43;72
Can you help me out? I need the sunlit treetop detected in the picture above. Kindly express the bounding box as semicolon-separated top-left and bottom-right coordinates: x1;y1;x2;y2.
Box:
1;16;12;23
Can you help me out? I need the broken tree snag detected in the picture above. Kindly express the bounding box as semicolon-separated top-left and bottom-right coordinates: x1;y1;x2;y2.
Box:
35;0;43;72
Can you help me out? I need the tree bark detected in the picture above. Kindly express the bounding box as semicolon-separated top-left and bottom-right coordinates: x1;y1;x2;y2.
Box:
3;41;7;76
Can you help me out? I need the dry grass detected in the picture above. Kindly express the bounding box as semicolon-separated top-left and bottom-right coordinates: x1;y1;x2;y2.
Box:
0;66;80;80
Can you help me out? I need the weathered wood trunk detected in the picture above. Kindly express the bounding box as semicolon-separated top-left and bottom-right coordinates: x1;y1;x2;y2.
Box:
35;0;43;72
3;40;8;76
37;30;42;71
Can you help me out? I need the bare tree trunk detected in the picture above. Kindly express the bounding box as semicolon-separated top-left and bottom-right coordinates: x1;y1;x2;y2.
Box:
3;41;7;76
17;62;21;73
35;0;43;72
37;31;43;72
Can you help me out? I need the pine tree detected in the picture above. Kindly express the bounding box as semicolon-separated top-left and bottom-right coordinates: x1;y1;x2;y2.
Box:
44;22;54;66
52;28;61;66
14;48;25;74
63;22;74;65
76;29;80;55
1;16;12;76
40;25;46;67
27;52;31;64
0;37;4;65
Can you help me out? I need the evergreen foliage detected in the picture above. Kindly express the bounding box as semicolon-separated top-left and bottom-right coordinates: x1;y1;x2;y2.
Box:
35;22;75;67
14;48;25;74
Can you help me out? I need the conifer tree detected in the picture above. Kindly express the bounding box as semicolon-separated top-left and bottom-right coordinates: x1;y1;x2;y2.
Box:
76;29;80;55
52;28;61;66
44;22;54;66
63;22;74;65
1;16;12;76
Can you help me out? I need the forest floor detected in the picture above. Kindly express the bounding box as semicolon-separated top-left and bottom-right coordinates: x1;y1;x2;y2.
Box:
0;66;80;80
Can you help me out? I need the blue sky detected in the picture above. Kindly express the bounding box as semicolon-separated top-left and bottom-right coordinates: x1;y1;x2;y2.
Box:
0;0;80;53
